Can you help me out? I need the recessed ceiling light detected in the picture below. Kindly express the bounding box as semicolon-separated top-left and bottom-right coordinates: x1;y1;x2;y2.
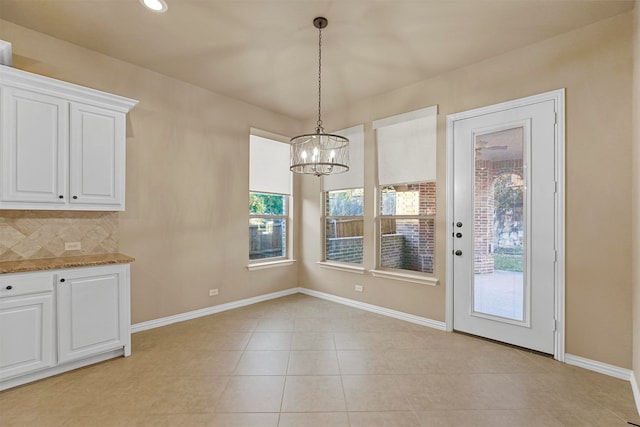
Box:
140;0;168;13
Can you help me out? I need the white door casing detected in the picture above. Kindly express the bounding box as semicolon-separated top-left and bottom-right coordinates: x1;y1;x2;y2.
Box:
445;90;565;359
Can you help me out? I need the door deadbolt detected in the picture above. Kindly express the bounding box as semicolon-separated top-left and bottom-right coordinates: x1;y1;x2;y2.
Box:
454;250;462;256
456;222;463;228
456;232;462;238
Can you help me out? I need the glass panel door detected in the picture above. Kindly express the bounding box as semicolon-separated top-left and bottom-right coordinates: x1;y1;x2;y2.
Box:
451;95;558;355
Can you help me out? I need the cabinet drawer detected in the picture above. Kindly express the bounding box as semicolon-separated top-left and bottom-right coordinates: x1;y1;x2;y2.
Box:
0;272;54;298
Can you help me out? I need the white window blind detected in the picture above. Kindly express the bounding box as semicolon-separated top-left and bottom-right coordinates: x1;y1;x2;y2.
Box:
373;105;437;186
323;124;364;191
249;134;291;195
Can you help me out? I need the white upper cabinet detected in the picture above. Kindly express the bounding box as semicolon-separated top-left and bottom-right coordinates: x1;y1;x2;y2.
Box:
0;65;137;211
69;103;125;207
1;88;68;206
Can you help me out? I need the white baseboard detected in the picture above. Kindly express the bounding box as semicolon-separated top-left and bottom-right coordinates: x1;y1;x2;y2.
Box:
564;353;633;381
298;287;447;331
131;288;299;333
132;286;446;334
631;371;640;416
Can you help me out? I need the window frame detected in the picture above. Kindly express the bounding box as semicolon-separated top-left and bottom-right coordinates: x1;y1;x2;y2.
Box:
374;182;438;284
372;106;439;285
249;191;290;263
247;129;294;269
322;188;365;267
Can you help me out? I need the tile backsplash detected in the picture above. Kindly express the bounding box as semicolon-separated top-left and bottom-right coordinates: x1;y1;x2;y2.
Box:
0;211;118;262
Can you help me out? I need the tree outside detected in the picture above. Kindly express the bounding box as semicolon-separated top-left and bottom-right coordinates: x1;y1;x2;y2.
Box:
493;173;524;272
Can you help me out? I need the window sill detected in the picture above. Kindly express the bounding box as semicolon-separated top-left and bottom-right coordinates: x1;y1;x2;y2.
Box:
317;261;366;274
247;259;296;271
370;269;439;286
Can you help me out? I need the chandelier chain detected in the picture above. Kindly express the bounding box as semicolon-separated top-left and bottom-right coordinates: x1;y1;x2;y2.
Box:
289;17;349;177
317;26;323;132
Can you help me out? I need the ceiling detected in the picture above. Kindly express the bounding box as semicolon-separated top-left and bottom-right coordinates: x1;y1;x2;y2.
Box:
0;0;634;120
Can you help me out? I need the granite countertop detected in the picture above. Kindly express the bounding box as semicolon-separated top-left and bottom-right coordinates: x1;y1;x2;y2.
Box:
0;253;135;274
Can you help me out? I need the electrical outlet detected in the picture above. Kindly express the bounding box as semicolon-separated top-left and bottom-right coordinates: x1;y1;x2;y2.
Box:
355;285;363;292
209;289;219;297
64;242;81;251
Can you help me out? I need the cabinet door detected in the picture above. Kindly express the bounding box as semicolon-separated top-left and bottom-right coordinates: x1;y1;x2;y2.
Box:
1;87;68;205
0;293;54;380
56;265;130;364
69;103;125;210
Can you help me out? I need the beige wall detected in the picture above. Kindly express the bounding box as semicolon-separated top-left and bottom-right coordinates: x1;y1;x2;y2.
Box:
632;0;640;398
300;13;634;368
0;11;635;370
0;20;303;324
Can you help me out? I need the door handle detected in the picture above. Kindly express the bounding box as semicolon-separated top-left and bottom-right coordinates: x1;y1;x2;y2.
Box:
454;250;462;256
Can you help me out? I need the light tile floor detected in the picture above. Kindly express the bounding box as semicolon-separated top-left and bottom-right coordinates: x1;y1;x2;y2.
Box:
1;293;639;426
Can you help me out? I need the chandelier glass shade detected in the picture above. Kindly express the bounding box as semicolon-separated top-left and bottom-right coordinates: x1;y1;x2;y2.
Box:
290;17;349;177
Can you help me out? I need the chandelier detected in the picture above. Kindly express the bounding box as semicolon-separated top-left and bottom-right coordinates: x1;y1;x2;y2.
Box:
290;17;349;177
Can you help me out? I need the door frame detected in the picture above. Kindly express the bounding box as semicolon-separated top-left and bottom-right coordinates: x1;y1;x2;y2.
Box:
445;89;565;361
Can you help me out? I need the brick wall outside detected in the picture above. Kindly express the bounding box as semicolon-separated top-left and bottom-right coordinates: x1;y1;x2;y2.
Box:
396;219;434;273
326;236;363;264
380;234;403;268
475;160;495;273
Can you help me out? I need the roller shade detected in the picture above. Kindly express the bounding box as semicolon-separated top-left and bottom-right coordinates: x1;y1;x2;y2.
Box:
323;124;364;191
374;105;437;185
249;134;291;195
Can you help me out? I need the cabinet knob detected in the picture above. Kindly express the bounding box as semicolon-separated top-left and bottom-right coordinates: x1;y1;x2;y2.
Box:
72;196;78;200
58;195;64;199
5;285;12;290
60;278;66;283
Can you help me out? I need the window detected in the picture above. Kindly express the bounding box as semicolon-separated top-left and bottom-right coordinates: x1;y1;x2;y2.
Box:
379;183;436;273
374;106;437;276
322;125;365;266
325;189;364;264
249;132;291;262
249;192;287;260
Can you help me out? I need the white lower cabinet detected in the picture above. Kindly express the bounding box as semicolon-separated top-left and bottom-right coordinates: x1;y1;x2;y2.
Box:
56;265;130;364
0;272;55;380
0;263;131;390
